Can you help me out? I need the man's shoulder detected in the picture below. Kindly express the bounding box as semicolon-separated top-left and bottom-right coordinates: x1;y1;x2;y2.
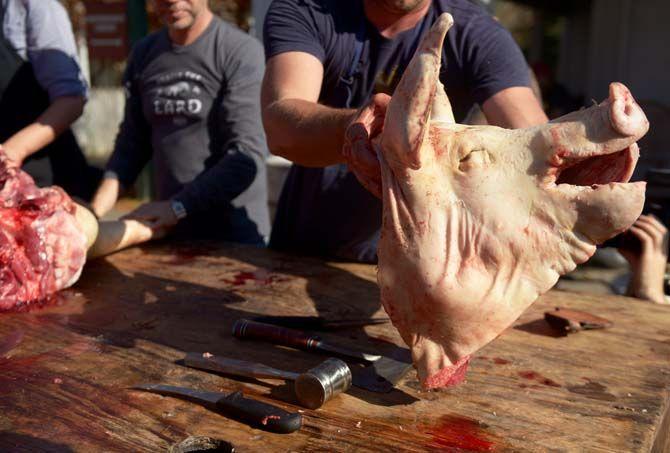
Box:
133;29;168;52
267;0;350;22
208;17;264;65
435;0;491;23
21;0;73;31
210;16;261;49
127;29;170;70
23;0;69;16
436;0;488;14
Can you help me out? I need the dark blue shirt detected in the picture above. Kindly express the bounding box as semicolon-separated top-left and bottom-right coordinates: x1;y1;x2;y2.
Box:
265;0;531;262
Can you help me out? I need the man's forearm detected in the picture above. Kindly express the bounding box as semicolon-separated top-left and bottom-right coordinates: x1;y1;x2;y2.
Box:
263;98;355;167
3;96;85;163
174;148;259;216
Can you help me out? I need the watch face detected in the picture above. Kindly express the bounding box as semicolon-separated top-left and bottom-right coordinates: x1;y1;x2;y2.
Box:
171;201;187;219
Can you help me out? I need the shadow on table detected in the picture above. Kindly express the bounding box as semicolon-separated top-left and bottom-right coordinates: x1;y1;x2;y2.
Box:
41;242;417;407
0;432;75;452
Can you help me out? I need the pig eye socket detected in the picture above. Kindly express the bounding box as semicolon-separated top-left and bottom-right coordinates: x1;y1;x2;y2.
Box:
458;149;490;171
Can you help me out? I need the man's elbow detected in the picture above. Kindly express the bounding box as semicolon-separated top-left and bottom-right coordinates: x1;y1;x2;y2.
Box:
73;96;86;119
56;95;86;121
262;101;292;158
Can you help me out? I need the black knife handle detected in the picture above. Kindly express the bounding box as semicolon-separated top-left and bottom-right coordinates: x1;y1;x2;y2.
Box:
233;319;322;351
216;391;302;434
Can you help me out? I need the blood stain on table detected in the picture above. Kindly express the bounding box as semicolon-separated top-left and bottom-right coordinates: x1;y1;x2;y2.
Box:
421;415;496;451
518;371;561;387
225;269;283;286
492;358;510;365
475;356;511;365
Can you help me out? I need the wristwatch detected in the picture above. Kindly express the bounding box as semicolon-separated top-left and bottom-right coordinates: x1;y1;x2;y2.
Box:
170;199;188;220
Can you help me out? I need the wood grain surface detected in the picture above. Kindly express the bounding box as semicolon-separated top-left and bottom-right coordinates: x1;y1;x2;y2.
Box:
0;240;669;452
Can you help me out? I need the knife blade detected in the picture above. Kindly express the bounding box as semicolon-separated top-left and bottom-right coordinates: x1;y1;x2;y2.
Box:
183;352;300;381
250;315;389;331
131;384;302;434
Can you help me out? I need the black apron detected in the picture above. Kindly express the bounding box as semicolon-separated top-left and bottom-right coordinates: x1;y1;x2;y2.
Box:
0;8;100;200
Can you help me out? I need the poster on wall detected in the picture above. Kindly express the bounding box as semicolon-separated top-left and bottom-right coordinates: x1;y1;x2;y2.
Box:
84;0;129;60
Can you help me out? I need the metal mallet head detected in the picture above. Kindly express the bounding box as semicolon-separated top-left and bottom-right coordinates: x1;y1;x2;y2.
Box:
294;358;352;409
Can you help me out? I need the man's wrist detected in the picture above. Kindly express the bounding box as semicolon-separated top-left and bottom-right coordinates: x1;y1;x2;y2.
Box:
170;199;188;220
2;144;28;164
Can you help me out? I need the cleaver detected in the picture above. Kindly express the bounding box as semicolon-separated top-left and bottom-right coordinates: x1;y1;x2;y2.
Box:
232;319;412;393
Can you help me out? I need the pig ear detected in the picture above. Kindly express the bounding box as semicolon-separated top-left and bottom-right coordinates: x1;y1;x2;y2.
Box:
431;80;455;123
381;13;454;169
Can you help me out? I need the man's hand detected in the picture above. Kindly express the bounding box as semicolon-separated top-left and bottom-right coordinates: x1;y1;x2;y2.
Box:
619;214;669;304
0;144;24;167
342;93;391;198
121;201;179;237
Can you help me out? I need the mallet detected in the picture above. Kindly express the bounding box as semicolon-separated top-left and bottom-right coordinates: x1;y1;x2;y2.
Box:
183;352;352;409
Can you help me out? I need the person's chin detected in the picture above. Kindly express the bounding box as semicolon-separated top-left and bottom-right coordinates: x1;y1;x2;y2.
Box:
164;13;194;30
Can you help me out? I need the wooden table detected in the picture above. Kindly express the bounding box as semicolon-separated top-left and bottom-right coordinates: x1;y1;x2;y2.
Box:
1;241;669;452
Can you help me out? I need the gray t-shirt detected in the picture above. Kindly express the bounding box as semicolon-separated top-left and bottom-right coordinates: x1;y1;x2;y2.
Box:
1;0;87;100
107;17;270;244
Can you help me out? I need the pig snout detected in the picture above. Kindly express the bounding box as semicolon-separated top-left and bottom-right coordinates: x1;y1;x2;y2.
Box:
533;82;648;188
608;82;649;138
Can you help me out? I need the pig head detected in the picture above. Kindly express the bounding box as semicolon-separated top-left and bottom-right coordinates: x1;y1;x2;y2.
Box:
367;13;648;389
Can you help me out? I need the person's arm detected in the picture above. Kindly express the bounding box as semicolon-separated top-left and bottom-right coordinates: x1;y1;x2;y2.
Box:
618;215;669;304
125;34;271;230
262;51;355;166
260;0;366;167
3;96;85;164
168;35;268;220
464;13;548;130
91;45;152;218
481;86;548;129
91;177;120;218
2;0;88;164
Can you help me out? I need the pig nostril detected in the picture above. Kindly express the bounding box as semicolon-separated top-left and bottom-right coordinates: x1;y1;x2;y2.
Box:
624;102;635;116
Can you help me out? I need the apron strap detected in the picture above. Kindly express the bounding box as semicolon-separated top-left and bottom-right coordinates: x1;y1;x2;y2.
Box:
339;17;366;108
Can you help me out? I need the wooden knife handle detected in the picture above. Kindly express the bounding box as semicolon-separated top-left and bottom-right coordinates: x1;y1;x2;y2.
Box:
232;319;322;351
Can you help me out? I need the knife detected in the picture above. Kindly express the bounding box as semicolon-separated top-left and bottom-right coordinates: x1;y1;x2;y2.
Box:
131;384;302;434
233;319;382;362
232;319;412;393
250;315;389;331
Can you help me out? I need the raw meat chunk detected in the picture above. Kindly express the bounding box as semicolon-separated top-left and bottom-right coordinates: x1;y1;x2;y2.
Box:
0;152;87;310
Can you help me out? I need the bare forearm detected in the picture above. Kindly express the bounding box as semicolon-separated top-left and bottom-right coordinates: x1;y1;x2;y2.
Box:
263;98;355;166
482;87;548;129
3;96;85;162
626;268;666;304
88;219;155;259
91;178;120;218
